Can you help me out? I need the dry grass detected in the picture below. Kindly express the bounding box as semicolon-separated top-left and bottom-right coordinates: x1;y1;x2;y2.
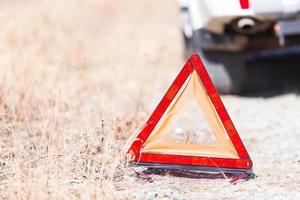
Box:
0;0;181;199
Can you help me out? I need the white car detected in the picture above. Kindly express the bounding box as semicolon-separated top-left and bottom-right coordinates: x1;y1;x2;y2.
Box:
178;0;300;93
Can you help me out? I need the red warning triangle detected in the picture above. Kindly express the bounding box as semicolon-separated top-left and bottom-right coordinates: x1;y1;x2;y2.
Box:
127;54;253;175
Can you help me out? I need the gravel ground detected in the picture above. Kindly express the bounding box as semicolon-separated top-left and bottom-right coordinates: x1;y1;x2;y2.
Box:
134;94;300;200
0;0;299;199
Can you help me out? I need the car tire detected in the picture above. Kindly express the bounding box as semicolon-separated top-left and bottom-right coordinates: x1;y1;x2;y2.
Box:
183;31;247;94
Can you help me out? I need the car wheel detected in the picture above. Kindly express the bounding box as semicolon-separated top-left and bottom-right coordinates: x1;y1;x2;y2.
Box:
182;30;247;94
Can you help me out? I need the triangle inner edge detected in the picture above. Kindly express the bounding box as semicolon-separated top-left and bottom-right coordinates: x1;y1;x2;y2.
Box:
140;70;239;159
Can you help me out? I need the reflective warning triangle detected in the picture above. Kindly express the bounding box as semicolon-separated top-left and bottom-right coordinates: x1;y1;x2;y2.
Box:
127;54;253;174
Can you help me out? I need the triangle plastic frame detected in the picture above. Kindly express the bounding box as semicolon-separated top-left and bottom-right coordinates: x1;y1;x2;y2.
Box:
127;54;253;175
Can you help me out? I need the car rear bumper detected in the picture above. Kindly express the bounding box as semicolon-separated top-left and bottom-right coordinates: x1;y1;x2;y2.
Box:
195;28;300;62
246;45;300;61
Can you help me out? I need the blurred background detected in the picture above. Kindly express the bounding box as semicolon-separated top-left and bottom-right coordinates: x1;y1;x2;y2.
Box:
0;0;299;199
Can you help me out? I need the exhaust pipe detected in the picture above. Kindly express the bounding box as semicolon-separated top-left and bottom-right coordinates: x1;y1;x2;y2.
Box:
226;16;273;36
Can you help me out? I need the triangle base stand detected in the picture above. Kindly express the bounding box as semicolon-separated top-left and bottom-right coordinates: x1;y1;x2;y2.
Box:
130;161;255;179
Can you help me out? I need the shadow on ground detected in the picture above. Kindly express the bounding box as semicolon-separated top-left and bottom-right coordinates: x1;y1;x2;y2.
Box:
241;52;300;97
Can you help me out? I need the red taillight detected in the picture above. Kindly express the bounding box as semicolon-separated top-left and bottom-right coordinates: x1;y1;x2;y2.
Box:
240;0;250;9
